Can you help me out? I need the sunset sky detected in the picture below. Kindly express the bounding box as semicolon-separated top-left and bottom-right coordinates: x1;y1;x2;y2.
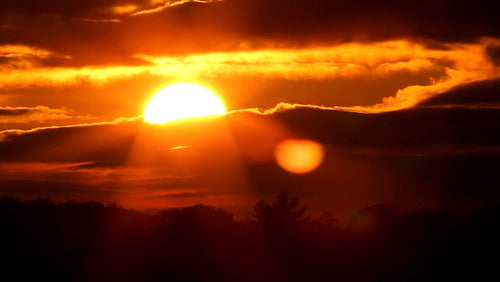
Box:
1;0;500;219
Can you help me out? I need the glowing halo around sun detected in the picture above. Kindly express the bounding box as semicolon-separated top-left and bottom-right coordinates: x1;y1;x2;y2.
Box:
143;83;226;124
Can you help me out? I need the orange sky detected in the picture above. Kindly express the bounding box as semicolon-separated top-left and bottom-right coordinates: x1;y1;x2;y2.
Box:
1;0;499;130
1;39;499;129
1;0;500;218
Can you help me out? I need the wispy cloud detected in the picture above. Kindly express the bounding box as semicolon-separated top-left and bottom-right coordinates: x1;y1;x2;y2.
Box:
0;45;53;59
79;18;121;23
134;40;448;79
132;0;223;16
0;116;141;141
0;106;73;124
0;45;70;69
230;102;338;115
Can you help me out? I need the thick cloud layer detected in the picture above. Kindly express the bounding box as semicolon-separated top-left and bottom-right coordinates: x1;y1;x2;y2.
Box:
1;0;499;62
2;77;500;165
418;78;500;107
2;103;500;167
0;119;141;165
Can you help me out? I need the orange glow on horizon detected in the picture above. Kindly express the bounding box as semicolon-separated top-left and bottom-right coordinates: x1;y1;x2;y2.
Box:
274;139;324;174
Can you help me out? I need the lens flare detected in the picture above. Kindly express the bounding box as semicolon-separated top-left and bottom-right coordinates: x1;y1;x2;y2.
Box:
274;139;324;174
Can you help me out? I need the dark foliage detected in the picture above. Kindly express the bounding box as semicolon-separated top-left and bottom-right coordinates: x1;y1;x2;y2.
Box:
253;193;308;232
1;195;498;281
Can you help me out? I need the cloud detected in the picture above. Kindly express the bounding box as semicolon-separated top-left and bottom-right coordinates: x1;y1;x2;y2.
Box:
1;40;498;111
2;98;499;166
337;39;500;112
0;45;69;69
133;40;451;79
0;45;53;59
417;78;500;108
230;104;500;153
131;0;223;16
0;115;140;143
230;81;500;152
0;65;146;87
253;0;499;44
0;0;222;23
1;0;499;68
6;40;448;77
0;106;74;123
0;0;148;18
231;102;337;116
79;18;121;23
486;42;500;66
1;0;498;43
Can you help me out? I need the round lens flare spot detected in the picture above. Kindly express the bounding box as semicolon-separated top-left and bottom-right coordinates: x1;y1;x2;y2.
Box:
143;83;226;124
274;139;324;174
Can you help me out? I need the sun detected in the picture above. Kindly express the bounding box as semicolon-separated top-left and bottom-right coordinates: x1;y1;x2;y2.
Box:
143;83;226;124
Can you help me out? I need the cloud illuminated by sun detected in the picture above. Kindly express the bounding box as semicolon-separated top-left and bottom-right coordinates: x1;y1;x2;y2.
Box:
1;39;499;112
131;0;223;16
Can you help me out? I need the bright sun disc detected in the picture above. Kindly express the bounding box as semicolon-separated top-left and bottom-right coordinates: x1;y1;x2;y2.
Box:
143;83;226;124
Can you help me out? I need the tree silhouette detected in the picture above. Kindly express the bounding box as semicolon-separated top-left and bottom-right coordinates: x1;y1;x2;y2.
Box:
1;195;499;281
253;192;308;232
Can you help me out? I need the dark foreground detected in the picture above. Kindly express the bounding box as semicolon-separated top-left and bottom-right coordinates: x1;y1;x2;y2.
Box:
1;194;498;281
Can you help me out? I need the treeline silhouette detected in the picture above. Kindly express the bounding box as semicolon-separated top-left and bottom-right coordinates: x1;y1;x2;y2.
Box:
1;194;499;281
